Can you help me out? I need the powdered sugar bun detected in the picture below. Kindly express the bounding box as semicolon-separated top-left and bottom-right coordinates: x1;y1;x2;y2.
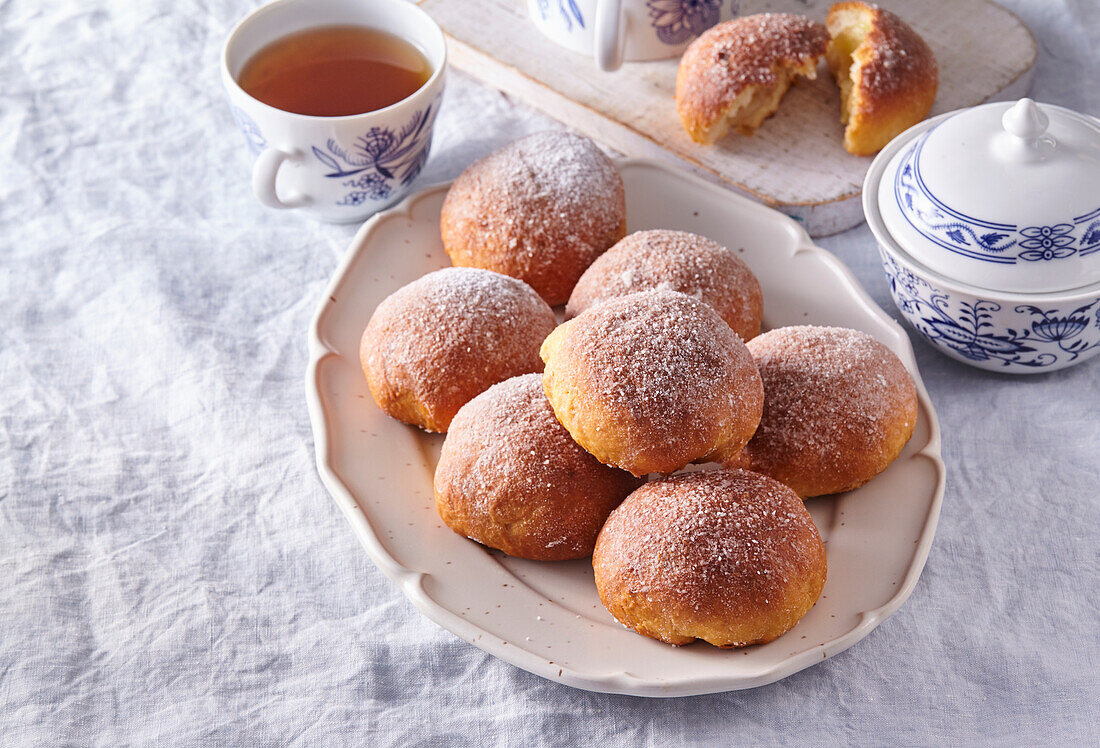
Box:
676;13;830;144
728;325;918;497
360;267;556;433
541;290;764;477
593;469;827;648
826;2;938;156
566;229;763;342
440;131;626;306
434;374;643;560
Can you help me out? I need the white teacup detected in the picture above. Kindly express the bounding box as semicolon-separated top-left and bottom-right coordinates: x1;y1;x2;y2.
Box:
528;0;738;71
222;0;446;223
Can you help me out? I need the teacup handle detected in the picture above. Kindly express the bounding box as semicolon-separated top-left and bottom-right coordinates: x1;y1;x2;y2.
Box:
595;0;624;72
252;147;312;209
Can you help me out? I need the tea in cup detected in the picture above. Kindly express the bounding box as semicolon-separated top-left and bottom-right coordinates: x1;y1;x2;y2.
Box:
222;0;447;222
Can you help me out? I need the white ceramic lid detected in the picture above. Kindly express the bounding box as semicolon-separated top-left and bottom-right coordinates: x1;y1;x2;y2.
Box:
878;99;1100;293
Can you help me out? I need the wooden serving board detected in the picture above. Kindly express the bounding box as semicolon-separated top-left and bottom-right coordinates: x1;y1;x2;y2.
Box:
420;0;1036;236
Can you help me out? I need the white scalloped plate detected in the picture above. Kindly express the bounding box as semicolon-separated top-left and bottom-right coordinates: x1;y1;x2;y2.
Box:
306;159;946;697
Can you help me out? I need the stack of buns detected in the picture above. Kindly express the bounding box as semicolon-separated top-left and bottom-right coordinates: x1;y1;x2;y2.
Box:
359;131;918;649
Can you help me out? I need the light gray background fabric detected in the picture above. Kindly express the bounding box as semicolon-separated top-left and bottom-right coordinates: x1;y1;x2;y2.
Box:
1;1;1098;745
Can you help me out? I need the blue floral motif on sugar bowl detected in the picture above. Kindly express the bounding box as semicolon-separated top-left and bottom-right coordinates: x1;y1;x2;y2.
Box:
893;131;1100;266
867;99;1100;372
880;251;1100;372
311;102;437;208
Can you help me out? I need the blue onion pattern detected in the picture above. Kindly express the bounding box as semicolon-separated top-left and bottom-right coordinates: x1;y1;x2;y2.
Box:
1017;225;1075;261
894;133;1100;264
881;251;1100;368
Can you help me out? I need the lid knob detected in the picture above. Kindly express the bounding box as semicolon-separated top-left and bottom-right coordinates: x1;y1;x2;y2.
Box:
1002;98;1049;143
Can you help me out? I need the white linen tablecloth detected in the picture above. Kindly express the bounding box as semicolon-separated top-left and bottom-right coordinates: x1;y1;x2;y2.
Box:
1;1;1098;744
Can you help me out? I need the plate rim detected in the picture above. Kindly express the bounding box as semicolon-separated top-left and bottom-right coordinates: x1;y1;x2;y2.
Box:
304;158;947;697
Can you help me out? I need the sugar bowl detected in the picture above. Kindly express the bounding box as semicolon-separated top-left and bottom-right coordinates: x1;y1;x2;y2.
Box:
864;98;1100;373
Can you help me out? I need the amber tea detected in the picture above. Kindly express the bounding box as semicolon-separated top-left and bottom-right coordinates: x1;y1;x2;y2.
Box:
238;25;432;117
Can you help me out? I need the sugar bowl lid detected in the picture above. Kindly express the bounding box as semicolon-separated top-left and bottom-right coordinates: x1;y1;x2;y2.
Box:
877;99;1100;294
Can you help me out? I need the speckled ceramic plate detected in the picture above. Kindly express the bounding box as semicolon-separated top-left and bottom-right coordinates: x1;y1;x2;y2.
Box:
305;159;946;697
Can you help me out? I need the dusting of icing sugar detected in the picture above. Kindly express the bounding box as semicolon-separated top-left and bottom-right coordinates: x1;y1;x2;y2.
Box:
847;5;937;101
595;469;825;622
435;373;642;559
361;268;556;429
549;290;763;474
440;131;626;304
566;229;763;341
679;13;830;110
742;325;918;490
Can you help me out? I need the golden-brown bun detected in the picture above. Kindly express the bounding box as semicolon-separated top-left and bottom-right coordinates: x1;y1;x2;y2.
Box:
728;325;918;497
826;2;938;156
541;290;763;477
565;229;763;342
360;268;556;433
593;469;827;647
434;374;644;560
676;13;830;144
439;131;626;306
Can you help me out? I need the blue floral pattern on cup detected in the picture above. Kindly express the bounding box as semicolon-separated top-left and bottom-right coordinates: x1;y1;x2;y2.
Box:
231;107;266;155
646;0;726;44
894;132;1100;264
881;251;1100;369
312;102;437;207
